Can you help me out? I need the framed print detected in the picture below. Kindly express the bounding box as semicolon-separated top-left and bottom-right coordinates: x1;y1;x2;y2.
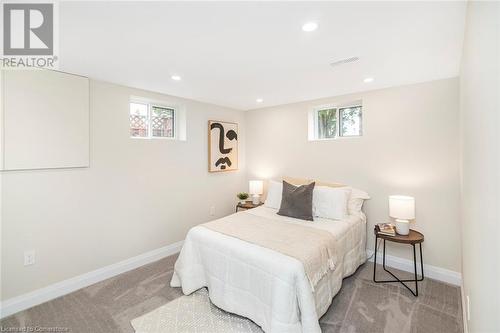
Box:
208;120;238;172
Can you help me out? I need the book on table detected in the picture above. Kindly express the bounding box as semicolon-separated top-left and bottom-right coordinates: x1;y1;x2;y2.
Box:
376;223;396;236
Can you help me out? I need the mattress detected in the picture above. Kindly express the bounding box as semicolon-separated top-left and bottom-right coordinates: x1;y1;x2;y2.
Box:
171;206;367;333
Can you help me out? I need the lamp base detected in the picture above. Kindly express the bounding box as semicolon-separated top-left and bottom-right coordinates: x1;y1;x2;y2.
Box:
396;219;410;236
252;194;260;205
395;219;410;235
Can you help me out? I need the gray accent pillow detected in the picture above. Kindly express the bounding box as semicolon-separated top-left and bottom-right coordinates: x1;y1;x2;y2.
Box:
277;181;315;221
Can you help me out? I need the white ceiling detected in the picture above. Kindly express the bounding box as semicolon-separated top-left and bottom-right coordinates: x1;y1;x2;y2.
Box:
59;1;466;110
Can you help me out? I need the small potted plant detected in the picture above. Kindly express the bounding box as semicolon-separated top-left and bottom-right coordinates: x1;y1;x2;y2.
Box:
236;192;249;204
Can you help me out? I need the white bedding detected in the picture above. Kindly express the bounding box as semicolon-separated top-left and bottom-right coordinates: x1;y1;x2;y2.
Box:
170;206;367;333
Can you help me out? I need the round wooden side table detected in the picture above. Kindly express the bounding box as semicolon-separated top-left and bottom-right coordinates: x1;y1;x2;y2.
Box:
373;226;424;296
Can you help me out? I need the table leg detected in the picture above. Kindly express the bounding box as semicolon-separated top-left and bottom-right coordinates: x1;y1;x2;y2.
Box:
420;243;424;279
373;238;424;297
383;239;386;269
373;236;378;281
413;244;418;296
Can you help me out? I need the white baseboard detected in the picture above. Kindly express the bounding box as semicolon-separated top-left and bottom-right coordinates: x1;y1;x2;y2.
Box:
461;282;469;333
366;250;462;286
0;241;183;319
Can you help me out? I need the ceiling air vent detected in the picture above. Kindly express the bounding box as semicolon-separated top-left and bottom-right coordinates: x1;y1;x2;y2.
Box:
329;56;359;68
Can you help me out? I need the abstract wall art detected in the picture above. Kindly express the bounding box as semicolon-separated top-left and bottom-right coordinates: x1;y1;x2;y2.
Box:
208;120;238;172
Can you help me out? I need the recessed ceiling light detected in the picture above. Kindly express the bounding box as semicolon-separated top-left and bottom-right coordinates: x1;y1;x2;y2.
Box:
302;22;318;32
171;75;181;81
363;77;374;83
256;98;263;103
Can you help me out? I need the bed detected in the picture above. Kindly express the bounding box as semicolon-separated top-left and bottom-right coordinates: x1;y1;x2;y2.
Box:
170;203;367;333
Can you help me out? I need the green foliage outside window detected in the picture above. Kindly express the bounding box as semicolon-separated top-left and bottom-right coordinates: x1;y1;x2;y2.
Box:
317;108;337;139
340;106;362;136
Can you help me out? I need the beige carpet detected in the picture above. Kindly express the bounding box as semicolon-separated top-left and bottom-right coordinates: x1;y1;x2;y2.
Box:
1;253;463;333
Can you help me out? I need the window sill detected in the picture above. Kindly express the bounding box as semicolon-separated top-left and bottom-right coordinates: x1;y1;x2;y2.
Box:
308;136;362;142
130;136;182;141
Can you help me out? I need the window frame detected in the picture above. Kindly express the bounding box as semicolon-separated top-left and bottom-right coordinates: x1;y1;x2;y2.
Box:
129;100;176;140
311;103;363;141
338;105;363;137
313;104;338;140
150;104;176;139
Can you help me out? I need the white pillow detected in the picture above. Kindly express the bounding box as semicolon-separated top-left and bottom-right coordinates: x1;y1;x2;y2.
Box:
265;181;369;217
312;186;351;220
264;180;283;209
342;187;370;215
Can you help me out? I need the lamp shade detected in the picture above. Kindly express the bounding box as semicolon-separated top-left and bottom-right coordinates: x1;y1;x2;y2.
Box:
389;195;415;220
249;180;263;195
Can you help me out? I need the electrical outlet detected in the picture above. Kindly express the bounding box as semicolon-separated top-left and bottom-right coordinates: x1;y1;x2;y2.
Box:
24;250;35;266
209;206;216;216
466;295;470;321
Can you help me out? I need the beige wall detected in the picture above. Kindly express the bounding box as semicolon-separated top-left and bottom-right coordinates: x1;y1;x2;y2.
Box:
0;80;246;300
245;78;461;272
0;75;464;302
460;1;500;332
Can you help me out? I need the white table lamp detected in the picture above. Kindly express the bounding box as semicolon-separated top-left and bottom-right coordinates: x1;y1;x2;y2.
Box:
249;180;263;204
389;195;415;235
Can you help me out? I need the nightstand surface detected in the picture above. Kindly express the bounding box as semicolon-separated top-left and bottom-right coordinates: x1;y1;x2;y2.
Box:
374;226;424;244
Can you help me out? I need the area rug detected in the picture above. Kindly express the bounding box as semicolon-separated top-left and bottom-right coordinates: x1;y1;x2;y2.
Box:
131;288;263;332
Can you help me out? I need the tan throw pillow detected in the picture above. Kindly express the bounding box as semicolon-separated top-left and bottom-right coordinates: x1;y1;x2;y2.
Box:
282;176;313;186
283;176;344;188
314;180;345;188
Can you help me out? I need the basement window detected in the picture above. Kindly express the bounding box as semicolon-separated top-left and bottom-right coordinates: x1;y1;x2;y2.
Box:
339;105;363;137
130;102;175;139
308;103;363;140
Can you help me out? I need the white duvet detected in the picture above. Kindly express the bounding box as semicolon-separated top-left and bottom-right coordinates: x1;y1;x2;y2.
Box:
170;206;367;333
